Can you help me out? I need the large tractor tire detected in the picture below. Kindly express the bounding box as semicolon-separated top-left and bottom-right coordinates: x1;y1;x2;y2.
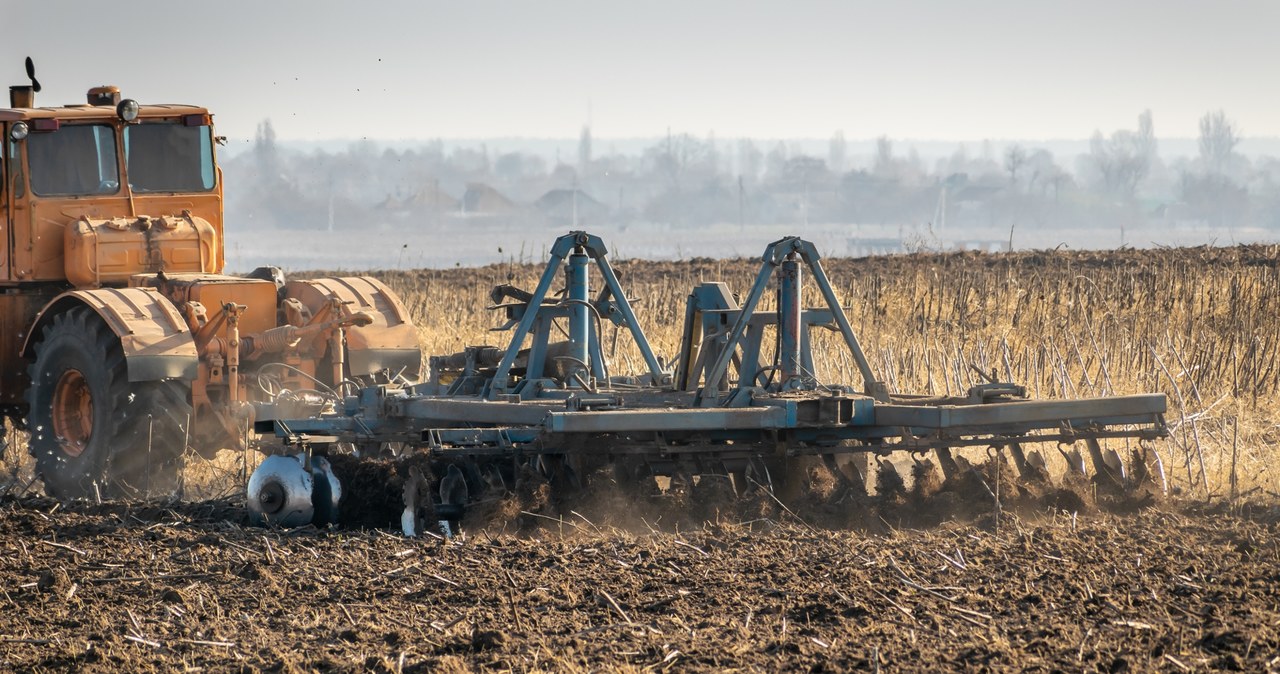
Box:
26;307;192;499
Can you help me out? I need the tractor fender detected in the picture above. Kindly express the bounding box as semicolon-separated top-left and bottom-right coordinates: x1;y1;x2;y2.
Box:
285;276;422;379
21;288;198;382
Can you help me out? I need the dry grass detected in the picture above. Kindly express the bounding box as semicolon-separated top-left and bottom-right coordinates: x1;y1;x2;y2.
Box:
375;243;1280;499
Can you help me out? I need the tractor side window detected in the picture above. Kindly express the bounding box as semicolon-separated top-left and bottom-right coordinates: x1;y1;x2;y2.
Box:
125;123;216;193
27;124;119;196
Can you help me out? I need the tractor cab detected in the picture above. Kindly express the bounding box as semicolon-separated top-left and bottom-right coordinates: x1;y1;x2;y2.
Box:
3;72;225;287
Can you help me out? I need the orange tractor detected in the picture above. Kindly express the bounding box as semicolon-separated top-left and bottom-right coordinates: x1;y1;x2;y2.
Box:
1;59;421;497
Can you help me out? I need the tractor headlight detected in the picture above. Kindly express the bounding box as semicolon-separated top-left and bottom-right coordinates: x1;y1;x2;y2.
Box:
10;121;28;141
116;98;140;122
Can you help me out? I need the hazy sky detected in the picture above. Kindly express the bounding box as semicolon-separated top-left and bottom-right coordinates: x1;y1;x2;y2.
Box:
10;0;1279;143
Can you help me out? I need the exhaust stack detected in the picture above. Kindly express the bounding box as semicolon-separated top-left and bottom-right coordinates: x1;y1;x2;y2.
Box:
10;57;41;108
9;85;34;108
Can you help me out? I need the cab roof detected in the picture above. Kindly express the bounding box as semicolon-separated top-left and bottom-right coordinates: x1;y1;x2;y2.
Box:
0;103;211;123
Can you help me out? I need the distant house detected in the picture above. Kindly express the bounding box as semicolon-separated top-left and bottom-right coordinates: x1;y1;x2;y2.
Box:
376;182;459;216
950;184;1003;204
404;183;459;213
534;188;608;226
460;183;517;216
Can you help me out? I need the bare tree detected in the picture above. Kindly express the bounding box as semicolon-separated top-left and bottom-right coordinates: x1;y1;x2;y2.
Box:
1088;120;1150;199
645;133;713;191
1004;144;1027;187
1024;148;1057;195
253;119;280;180
1048;167;1073;203
828;130;847;174
1198;110;1240;175
1188;110;1245;228
1136;109;1157;163
873;136;894;177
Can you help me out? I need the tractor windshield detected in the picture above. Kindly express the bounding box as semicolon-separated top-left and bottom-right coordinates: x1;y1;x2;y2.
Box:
27;124;120;196
124;122;216;193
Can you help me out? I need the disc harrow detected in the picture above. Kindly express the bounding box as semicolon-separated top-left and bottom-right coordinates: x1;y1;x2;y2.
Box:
249;231;1169;534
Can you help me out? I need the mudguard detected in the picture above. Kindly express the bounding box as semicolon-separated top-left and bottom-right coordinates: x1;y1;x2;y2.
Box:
285;277;422;379
21;288;198;382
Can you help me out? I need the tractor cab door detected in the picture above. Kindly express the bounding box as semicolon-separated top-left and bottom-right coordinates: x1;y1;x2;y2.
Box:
0;128;41;414
0;126;27;282
1;130;7;280
0;131;13;411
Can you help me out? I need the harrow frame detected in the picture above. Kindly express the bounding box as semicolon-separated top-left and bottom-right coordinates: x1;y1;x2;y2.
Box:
254;231;1168;525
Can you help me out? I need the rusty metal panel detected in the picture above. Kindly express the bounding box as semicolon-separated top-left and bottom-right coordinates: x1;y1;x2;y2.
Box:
148;273;277;337
0;104;213;124
287;277;414;327
22;194;223;282
286;276;421;375
188;277;277;337
63;214;218;287
20;287;197;381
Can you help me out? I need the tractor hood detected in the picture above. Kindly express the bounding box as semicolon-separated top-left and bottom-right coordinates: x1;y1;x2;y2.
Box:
64;212;219;288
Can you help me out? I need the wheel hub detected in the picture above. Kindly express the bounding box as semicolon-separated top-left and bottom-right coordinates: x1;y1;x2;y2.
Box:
51;369;93;457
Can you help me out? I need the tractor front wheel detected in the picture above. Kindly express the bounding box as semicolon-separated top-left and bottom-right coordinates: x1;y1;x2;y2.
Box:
26;307;192;499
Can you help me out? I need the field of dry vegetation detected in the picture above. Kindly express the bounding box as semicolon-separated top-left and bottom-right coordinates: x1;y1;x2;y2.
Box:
2;242;1280;672
377;243;1280;497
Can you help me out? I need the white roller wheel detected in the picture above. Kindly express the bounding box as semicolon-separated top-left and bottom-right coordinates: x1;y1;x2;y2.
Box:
248;455;314;526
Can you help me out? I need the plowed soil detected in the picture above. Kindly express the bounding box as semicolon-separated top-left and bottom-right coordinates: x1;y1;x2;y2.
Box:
2;492;1278;673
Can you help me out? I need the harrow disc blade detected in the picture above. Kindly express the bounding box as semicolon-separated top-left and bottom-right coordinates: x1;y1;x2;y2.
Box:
1025;449;1048;474
1130;446;1169;495
311;456;342;526
1147;448;1168;495
875;458;906;499
1102;448;1127;482
1058;446;1088;477
439;464;470;508
401;465;428;537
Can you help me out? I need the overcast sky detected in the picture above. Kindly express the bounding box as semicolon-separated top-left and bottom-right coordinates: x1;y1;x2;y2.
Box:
10;1;1279;144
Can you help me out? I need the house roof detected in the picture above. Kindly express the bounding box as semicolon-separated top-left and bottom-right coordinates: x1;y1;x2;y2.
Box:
534;188;603;211
461;183;516;213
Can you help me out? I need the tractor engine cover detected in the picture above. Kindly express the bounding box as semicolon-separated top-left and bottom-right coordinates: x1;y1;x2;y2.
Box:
65;213;218;288
285;277;422;380
130;273;279;338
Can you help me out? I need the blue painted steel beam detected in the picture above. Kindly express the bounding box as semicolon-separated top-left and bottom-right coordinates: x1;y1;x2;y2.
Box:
873;393;1166;428
695;241;782;406
778;255;802;384
589;240;665;383
566;251;590;386
487;237;573;396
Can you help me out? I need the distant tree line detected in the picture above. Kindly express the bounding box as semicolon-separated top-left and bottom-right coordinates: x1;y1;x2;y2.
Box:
223;111;1280;241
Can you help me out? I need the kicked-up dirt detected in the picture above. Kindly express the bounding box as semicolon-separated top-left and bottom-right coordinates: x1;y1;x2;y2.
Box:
1;492;1278;673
